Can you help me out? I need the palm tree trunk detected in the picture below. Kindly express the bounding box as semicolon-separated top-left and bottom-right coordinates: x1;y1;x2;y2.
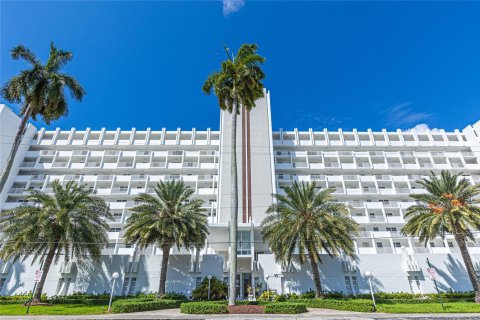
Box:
454;233;480;303
33;242;58;302
157;243;170;297
308;248;324;298
0;104;33;194
228;101;239;306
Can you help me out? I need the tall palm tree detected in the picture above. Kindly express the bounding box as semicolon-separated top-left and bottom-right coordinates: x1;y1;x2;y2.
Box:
124;180;209;296
402;170;480;303
0;180;111;302
202;44;265;305
262;181;359;298
0;42;85;193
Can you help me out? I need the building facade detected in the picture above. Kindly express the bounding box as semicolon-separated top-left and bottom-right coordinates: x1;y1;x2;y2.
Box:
1;92;480;297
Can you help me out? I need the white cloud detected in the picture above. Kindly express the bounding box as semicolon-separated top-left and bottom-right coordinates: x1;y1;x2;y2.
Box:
383;102;432;128
223;0;245;16
405;123;441;133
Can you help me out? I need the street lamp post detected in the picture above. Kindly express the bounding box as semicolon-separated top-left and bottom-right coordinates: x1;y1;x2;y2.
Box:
207;275;213;300
265;274;270;301
364;271;376;311
108;272;120;313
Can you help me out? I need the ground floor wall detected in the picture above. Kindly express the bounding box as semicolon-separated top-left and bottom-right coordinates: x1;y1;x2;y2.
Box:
0;253;477;297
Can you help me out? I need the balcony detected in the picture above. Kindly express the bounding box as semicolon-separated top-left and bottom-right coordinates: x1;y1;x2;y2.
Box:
376;247;394;254
85;162;101;168
118;162;134;168
21;162;36;168
150;162;166;168
8;188;27;194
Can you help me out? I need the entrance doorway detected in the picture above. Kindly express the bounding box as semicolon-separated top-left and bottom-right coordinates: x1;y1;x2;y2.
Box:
235;273;252;299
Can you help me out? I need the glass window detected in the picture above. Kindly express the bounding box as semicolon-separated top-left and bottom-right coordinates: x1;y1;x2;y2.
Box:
237;230;251;255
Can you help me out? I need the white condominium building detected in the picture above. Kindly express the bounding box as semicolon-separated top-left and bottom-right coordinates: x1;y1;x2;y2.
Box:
1;91;480;297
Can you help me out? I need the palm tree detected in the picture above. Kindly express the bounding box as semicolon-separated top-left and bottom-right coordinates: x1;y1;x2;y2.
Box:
402;170;480;303
0;180;111;302
0;42;85;193
202;44;265;305
123;180;209;296
262;181;359;298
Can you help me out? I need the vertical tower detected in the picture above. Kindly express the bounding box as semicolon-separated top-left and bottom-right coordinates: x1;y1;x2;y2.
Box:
217;90;276;298
217;89;276;225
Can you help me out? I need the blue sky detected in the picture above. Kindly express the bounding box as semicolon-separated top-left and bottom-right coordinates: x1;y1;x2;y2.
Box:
1;1;480;132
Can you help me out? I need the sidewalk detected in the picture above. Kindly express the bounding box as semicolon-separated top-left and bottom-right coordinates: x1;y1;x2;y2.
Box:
1;308;480;320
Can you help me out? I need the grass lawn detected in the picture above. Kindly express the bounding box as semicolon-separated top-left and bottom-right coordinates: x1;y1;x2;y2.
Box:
0;304;106;316
377;302;480;313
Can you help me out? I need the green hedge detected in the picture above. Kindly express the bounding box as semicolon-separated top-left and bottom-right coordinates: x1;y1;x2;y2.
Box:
47;297;110;305
300;298;375;312
265;302;307;314
0;294;47;305
112;299;181;313
180;302;228;314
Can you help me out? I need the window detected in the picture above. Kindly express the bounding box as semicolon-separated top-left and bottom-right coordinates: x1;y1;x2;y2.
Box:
373;227;379;231
344;276;353;295
237;230;251;255
122;278;130;296
196;277;202;288
429;242;435;247
351;276;359;294
128;277;137;295
386;227;397;232
394;242;402;248
110;227;121;232
448;242;454;248
0;278;5;293
376;242;383;248
107;243;116;248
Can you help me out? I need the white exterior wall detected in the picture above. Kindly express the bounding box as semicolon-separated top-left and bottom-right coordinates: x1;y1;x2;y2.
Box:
1;98;480;297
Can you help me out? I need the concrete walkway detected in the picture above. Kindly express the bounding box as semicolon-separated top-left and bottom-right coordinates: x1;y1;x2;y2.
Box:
1;308;480;320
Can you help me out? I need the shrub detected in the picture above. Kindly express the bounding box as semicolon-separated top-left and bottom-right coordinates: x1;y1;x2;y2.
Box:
192;277;228;301
112;299;181;313
275;294;287;302
257;290;277;301
300;290;315;299
299;298;375;312
47;297;109;305
159;292;187;300
0;293;48;305
287;293;298;300
236;300;259;305
264;302;307;314
180;301;228;314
